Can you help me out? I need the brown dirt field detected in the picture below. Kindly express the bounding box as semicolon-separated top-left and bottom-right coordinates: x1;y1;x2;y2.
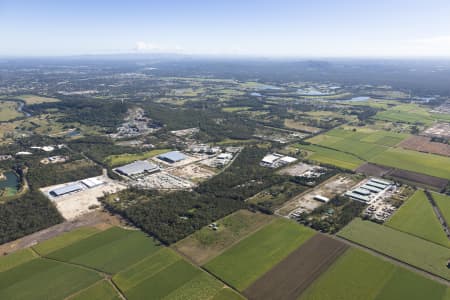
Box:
243;234;348;300
399;136;450;156
388;169;448;191
356;162;393;177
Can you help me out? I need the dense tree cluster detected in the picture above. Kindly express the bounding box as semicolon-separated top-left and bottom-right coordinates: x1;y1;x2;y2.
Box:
0;191;63;246
101;147;285;244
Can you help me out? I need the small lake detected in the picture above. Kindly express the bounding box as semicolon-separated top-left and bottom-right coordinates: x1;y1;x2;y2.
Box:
346;96;370;102
0;171;20;196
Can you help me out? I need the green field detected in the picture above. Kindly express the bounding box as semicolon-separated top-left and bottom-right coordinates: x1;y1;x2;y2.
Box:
374;103;450;125
306;127;408;160
0;258;102;300
386;190;450;247
370;148;450;179
338;218;450;280
113;248;234;300
434;193;450;225
105;148;171;167
298;144;364;170
68;280;120;300
0;101;23;121
46;227;162;274
173;210;273;265
205;218;315;290
0;248;37;272
33;226;100;256
300;248;448;300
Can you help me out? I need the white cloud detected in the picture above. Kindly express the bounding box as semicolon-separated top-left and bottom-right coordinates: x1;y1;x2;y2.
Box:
135;41;184;53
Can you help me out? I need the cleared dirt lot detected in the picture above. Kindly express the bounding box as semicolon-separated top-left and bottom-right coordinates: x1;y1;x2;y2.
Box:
399;135;450;157
243;234;348;300
41;176;126;220
277;174;358;216
423;123;450;139
278;162;325;177
168;163;216;181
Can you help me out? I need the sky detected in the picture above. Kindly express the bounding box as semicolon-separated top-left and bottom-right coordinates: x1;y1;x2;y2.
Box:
1;0;450;57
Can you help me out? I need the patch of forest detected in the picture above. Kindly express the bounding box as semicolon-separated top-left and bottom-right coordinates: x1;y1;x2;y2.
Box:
101;146;287;244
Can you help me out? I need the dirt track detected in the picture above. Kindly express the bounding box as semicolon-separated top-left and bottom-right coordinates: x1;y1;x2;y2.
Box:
243;234;348;300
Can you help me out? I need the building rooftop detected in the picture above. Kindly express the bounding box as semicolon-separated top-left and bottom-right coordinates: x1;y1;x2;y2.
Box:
115;160;159;176
158;151;187;163
50;183;84;197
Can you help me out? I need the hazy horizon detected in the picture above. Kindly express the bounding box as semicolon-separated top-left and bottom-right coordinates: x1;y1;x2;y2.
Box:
1;0;450;58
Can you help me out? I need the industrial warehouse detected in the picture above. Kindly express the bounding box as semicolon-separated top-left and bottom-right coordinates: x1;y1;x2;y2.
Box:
114;160;160;177
157;151;187;164
41;175;126;220
260;153;297;168
345;178;393;204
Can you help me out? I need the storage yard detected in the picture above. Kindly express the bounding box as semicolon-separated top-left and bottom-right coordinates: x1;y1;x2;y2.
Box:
278;175;358;217
40;175;126;220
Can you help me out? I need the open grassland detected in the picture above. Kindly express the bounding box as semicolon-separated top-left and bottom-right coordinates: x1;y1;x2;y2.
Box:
0;101;23;121
298;144;364;170
338;218;450;280
205;218;316;291
15;94;60;104
434;192;450;224
46;227;162;274
370;148;450;179
300;248;449;300
0;248;37;272
68;280;120;300
386;190;450;247
307;127;408;160
173;210;273;265
0;258;102;300
33;226;100;256
104;148;171;167
113;248;235;300
374;103;450;125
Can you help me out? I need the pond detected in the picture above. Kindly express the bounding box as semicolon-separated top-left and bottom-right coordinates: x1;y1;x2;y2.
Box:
0;171;20;197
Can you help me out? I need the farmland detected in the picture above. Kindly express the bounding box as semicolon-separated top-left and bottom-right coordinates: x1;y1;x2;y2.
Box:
298;127;411;170
0;225;244;300
112;247;234;300
204;218;316;291
68;280;120;300
298;144;364;170
243;234;348;300
300;248;449;300
374;103;450;125
45;227;162;274
434;192;450;224
386;190;450;247
370;148;450;179
338;218;450;280
173;210;274;265
0;257;103;300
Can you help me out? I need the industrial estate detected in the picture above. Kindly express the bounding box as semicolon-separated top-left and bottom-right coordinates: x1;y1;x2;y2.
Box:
1;55;450;299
